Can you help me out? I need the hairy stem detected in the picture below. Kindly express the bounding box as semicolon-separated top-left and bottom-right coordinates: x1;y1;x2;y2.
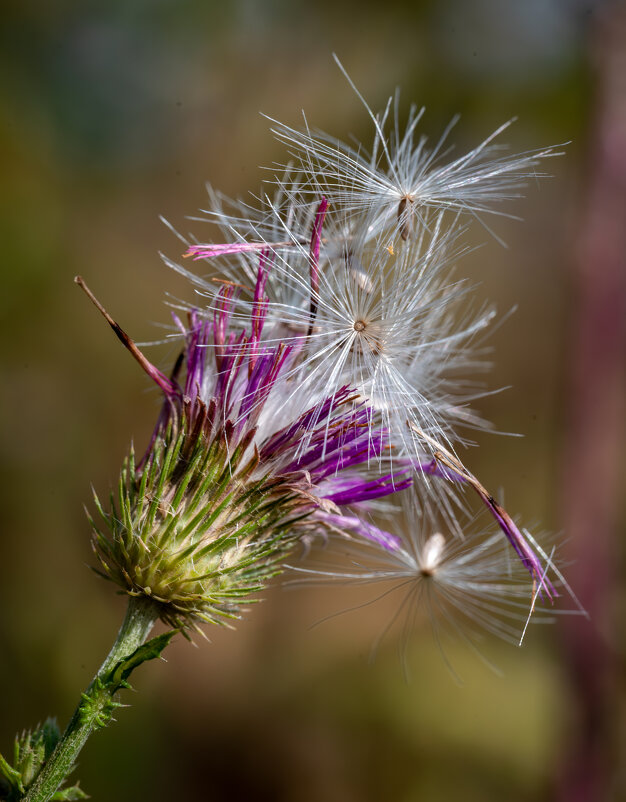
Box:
23;596;159;802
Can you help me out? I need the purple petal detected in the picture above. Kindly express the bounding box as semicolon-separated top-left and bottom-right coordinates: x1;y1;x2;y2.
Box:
319;513;403;552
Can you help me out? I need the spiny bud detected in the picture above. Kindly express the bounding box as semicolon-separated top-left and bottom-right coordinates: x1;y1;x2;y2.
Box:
90;419;304;631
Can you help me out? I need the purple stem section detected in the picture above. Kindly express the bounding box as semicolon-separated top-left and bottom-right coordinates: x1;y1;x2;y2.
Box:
322;471;412;506
320;513;403;552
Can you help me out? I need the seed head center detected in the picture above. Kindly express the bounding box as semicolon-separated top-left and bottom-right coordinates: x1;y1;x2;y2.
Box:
419;532;446;577
353;319;367;332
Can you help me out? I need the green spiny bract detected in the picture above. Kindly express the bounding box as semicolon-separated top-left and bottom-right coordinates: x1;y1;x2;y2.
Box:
0;720;87;801
89;411;310;632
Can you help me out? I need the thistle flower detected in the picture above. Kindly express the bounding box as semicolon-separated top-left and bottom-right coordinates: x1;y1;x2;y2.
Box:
10;64;584;802
77;263;411;632
268;55;563;244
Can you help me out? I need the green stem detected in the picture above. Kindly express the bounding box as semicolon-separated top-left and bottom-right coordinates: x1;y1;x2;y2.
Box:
23;596;159;802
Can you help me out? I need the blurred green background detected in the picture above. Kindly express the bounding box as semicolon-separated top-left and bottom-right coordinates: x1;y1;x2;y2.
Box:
1;1;624;800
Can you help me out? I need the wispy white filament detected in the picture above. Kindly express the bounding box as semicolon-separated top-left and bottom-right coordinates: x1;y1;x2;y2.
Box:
268;55;564;245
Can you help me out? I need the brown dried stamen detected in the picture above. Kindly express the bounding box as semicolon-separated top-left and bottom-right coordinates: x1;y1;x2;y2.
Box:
398;195;415;241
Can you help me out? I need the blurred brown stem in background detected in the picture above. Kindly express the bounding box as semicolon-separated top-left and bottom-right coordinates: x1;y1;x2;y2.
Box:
558;1;626;800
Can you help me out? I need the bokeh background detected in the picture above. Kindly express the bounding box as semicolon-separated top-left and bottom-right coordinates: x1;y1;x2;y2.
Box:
1;1;624;800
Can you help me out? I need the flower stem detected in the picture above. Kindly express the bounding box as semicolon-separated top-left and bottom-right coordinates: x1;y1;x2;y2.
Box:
23;596;160;802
